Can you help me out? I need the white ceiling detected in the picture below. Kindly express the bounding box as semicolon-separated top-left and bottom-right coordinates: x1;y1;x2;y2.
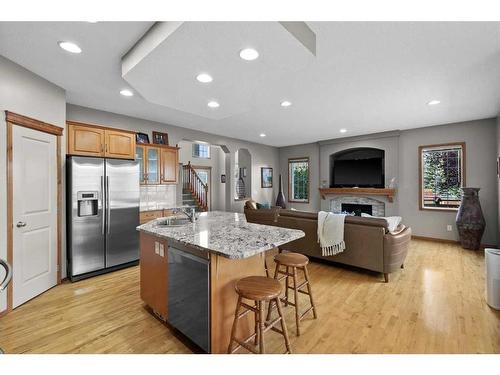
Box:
1;21;500;147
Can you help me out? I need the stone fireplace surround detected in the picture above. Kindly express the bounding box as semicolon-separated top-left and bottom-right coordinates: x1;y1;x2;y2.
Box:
330;196;386;217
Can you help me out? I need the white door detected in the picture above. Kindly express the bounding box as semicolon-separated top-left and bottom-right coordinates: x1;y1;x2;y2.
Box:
12;125;57;308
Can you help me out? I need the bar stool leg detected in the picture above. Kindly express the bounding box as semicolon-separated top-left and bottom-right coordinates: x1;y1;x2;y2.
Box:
266;263;280;322
292;266;300;336
275;297;292;354
258;301;265;354
228;296;242;353
254;301;260;346
303;265;317;319
285;266;290;306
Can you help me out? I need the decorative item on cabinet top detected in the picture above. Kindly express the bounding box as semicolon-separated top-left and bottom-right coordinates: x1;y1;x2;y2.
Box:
152;131;169;146
66;121;136;160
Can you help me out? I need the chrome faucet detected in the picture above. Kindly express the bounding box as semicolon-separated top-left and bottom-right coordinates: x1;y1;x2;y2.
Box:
172;207;196;223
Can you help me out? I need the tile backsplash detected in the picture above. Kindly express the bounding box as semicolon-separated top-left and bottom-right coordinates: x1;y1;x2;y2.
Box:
140;185;177;211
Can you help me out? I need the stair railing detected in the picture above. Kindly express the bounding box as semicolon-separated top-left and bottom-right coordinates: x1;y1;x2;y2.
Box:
182;162;208;211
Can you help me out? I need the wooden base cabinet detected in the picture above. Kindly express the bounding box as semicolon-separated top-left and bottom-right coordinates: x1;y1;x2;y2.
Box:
67;121;135;160
140;233;168;320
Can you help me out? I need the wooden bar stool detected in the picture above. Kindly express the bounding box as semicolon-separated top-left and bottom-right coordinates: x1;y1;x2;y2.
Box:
228;276;292;354
268;252;317;336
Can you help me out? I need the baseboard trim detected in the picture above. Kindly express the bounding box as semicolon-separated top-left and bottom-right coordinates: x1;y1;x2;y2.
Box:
411;235;496;250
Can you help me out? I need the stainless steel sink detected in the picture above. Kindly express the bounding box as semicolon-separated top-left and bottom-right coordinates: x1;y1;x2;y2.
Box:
156;217;191;227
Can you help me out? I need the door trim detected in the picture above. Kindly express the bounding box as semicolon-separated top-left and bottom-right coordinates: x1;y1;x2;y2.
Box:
4;111;64;313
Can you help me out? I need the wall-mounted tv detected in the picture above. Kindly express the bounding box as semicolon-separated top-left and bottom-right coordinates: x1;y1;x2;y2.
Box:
330;148;385;188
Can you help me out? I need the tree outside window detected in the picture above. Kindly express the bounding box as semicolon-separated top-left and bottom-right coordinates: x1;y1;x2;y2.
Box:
419;143;465;210
288;158;309;203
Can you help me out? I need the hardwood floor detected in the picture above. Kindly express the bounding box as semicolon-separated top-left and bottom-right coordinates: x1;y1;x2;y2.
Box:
1;239;499;354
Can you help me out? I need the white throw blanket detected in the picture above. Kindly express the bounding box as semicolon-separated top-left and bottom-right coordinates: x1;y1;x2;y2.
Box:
317;211;346;256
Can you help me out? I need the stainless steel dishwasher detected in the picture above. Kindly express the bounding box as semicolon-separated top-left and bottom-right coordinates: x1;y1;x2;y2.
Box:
168;245;210;352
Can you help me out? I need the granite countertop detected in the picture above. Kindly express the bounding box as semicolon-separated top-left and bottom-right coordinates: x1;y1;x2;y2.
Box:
136;211;305;259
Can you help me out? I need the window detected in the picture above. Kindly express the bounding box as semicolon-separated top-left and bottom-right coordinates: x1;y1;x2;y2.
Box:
419;143;465;210
288;157;309;203
192;142;210;159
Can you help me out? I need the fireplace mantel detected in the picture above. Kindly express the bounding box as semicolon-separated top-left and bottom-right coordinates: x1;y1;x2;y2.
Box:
319;188;396;203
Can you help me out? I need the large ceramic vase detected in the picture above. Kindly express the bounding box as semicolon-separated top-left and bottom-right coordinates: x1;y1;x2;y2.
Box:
455;187;486;250
275;174;286;209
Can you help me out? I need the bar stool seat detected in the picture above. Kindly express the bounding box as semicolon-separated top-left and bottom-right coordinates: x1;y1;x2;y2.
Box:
228;276;292;354
235;276;281;301
274;252;309;268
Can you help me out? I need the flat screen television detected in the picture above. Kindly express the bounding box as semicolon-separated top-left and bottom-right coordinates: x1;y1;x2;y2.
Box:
330;148;385;188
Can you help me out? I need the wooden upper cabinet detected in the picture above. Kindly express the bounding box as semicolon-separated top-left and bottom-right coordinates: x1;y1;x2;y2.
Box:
160;147;178;184
105;129;135;159
67;123;104;157
67;121;135;160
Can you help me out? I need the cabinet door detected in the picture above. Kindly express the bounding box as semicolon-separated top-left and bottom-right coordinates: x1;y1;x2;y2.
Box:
146;147;160;184
136;146;146;184
104;130;135;159
160;148;178;184
67;123;104;157
139;233;168;320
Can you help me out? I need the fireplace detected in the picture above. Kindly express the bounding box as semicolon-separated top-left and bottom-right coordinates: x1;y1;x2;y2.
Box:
341;203;373;216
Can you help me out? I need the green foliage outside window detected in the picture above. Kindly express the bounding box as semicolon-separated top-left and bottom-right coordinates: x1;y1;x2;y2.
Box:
289;159;309;202
421;146;463;209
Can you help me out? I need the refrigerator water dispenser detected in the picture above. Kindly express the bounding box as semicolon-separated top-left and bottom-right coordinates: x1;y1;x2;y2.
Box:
77;191;98;217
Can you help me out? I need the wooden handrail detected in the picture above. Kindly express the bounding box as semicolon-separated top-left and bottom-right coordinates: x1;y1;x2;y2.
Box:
182;162;208;211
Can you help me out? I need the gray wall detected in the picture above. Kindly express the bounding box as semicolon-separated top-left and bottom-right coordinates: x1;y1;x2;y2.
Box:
278;142;320;212
0;56;66;313
398;118;497;245
498;115;500;246
67;104;280;212
279;118;498;245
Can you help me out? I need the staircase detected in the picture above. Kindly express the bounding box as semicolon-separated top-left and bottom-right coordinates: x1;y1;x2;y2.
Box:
182;188;205;212
182;162;208;212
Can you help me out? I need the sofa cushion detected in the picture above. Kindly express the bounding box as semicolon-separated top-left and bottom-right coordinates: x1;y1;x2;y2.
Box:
245;199;257;210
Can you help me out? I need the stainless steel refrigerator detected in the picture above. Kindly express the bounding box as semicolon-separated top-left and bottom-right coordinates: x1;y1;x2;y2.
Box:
67;156;140;281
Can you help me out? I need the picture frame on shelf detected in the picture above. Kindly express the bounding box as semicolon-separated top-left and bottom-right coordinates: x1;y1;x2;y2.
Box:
136;132;150;144
152;131;169;145
261;167;273;188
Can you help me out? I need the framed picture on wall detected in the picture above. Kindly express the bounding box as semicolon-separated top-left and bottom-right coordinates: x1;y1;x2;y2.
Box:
221;174;226;183
136;132;150;144
261;167;273;188
152;131;169;145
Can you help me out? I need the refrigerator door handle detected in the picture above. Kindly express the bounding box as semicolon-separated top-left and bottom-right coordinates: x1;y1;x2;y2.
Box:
101;176;105;235
106;176;111;234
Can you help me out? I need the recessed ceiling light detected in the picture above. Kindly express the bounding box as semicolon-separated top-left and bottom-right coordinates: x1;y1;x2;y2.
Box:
239;48;259;61
207;101;220;108
87;21;98;23
280;100;292;107
120;89;133;97
58;41;82;54
196;73;213;83
428;100;441;106
340;128;347;133
260;133;266;137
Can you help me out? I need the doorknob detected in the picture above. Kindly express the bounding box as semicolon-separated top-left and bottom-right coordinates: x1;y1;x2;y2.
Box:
16;221;26;228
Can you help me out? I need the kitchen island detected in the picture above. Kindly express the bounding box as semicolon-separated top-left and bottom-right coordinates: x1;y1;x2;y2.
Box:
136;211;305;353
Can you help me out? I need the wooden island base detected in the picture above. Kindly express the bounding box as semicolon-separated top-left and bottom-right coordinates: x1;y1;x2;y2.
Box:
140;231;278;354
209;250;277;353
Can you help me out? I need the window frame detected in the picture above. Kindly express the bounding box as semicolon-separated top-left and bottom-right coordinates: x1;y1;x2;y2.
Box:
192;142;211;159
418;142;466;212
288;157;310;203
